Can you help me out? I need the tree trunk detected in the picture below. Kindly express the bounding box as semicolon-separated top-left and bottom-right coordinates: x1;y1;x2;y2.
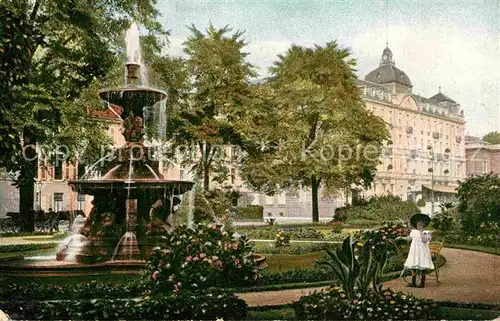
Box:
19;125;37;232
311;175;319;223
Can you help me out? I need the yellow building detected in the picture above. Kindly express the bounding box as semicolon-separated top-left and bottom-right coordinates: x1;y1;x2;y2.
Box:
358;46;466;208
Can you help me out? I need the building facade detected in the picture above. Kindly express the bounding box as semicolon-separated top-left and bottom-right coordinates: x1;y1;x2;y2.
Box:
465;136;500;175
357;46;466;211
34;105;125;215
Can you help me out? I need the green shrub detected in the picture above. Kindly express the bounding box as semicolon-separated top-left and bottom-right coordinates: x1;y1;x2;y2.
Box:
0;280;144;300
293;287;437;320
457;174;500;238
275;229;290;247
234;205;263;220
330;221;344;233
142;223;259;294
5;288;248;320
0;243;56;253
342;195;419;224
416;198;426;207
259;267;331;285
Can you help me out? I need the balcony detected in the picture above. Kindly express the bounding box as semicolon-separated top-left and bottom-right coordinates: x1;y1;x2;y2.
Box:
406;126;414;134
409;150;418;158
384;148;393;156
436;153;444;161
432;132;441;139
456;136;462;143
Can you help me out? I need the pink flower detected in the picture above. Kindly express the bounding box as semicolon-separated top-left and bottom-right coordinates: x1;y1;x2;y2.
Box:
215;260;223;268
340;293;345;298
177;282;182;287
168;274;174;282
193;256;199;262
353;299;359;305
233;243;239;250
234;258;240;265
186;244;191;249
211;224;217;230
199;253;206;258
185;256;192;262
152;271;159;280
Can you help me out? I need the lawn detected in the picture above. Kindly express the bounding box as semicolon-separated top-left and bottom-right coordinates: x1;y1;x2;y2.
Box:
262;252;325;274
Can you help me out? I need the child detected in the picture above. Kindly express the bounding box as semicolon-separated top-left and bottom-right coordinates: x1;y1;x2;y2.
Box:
400;213;434;288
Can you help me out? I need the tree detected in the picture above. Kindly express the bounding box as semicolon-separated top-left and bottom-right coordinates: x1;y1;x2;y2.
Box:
168;24;256;191
0;0;165;231
482;131;500;144
238;43;389;222
456;174;500;242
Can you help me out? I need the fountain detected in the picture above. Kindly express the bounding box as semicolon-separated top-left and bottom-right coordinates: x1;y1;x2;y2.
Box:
0;23;265;276
54;22;194;264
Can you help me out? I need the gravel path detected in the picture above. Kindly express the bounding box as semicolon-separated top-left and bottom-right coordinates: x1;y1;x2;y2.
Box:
237;248;500;306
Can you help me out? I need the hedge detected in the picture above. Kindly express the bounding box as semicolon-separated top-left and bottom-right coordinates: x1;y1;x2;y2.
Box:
0;243;57;253
234;205;264;220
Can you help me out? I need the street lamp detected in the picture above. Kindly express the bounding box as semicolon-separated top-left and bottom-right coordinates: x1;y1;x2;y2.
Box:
427;145;435;216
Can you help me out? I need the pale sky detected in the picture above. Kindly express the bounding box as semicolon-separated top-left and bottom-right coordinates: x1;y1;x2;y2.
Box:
155;0;499;137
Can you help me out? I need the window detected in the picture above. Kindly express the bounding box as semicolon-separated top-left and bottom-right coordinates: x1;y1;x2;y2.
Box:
54;193;63;212
180;169;185;180
77;193;85;211
77;163;86;179
279;212;284;217
54;158;63;180
266;196;274;205
267;212;272;217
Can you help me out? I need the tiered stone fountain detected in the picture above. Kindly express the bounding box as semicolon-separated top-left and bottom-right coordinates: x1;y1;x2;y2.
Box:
55;23;194;264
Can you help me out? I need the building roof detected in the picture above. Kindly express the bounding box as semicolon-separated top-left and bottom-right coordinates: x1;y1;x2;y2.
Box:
429;92;456;104
364;46;413;88
88;104;123;120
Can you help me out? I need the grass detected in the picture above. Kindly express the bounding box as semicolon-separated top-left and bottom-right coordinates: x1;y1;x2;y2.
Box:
262;252;326;274
0;273;142;286
444;243;500;256
0;248;55;260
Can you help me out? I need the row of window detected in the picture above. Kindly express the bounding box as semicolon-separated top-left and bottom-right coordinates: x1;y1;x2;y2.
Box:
36;192;85;212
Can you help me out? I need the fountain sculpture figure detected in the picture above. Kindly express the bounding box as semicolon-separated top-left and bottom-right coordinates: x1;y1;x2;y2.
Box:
56;23;194;264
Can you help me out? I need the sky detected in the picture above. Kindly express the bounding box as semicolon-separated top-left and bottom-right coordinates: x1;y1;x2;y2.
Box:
155;0;499;137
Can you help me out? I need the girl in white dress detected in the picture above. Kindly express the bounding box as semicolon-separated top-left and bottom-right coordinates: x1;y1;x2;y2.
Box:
401;213;434;288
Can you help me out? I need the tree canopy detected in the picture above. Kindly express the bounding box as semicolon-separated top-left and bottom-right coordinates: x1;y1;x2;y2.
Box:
0;0;165;230
166;24;257;191
482;131;500;144
238;42;389;222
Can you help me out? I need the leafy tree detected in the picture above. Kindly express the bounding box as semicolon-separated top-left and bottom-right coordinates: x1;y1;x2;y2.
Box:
482;131;500;144
0;0;165;231
238;43;389;222
456;174;500;240
168;24;256;191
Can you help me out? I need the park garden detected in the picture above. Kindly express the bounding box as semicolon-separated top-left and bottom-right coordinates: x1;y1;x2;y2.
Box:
1;0;499;319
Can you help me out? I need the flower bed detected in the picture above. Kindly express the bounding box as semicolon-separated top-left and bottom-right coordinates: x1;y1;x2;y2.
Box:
4;288;247;320
142;223;260;294
293;287;437;320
